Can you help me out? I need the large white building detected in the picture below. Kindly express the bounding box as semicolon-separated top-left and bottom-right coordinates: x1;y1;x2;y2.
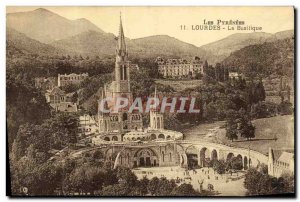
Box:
156;57;205;78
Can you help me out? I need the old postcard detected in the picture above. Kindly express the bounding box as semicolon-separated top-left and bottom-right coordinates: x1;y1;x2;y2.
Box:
6;6;294;197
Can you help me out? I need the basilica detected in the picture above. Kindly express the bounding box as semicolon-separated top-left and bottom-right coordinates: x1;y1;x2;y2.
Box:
96;16;167;142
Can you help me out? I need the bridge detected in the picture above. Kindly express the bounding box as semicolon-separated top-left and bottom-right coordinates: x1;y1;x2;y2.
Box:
90;138;268;170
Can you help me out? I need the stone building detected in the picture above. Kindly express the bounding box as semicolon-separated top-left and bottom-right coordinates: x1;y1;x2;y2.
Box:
58;73;88;87
228;71;243;79
34;77;57;92
156;56;205;78
45;87;78;112
78;114;99;138
268;148;294;178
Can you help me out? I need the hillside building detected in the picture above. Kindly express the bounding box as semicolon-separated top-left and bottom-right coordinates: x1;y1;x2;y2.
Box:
34;77;57;92
58;73;88;87
156;56;205;78
45;87;78;112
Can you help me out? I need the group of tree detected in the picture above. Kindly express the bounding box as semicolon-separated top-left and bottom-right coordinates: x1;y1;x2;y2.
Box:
222;38;294;78
7;55;115;85
244;165;294;196
225;109;255;141
11;112;80;165
7;75;51;147
202;62;229;84
10;145;210;196
212;158;244;174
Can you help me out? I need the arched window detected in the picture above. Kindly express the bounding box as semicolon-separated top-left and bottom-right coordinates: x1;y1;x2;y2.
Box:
158;134;165;139
123;113;128;121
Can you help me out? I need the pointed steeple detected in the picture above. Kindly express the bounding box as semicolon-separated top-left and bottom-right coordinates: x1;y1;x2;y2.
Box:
117;13;127;55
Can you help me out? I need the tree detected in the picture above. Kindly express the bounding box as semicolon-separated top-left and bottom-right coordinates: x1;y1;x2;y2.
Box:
239;120;256;140
278;101;293;115
139;177;150;196
64;165;109;195
171;183;200;196
100;184;129;196
226;121;238;142
12;159;63;196
155;177;176;196
213;160;226;174
244;168;294;196
230;157;243;170
44;113;79;149
147;177;160;196
7;75;51;147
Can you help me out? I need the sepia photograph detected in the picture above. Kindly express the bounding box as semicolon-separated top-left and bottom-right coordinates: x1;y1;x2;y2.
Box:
6;6;295;197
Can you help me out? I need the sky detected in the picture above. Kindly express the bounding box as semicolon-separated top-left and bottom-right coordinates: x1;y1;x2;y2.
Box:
6;6;294;46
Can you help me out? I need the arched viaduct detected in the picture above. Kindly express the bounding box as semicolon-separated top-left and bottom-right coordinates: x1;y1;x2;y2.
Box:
88;140;268;170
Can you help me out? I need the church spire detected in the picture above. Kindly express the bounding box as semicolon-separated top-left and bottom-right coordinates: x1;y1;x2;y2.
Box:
117;13;127;55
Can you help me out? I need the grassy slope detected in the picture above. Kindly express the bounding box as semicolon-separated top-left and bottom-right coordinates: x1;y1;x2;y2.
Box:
155;79;202;92
183;115;294;155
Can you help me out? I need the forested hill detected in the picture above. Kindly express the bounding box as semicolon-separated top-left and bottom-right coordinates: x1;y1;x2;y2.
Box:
221;37;294;78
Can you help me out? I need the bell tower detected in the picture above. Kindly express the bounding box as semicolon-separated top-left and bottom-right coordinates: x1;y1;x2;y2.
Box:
114;14;130;93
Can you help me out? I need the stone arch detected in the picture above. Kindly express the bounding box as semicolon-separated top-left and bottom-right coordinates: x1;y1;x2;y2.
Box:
158;134;165;139
249;158;252;167
113;148;129;169
244;156;248;170
226;152;234;162
112;136;118;141
134;148;159;167
121;134;125;141
104;137;110;141
166;135;171;140
105;148;118;163
176;144;188;168
137;137;141;140
235;154;243;170
186;145;198;169
211;149;218;161
150;134;156;140
200;147;210;167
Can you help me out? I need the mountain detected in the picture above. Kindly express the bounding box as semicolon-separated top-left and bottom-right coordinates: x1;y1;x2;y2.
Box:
267;29;294;41
6;8;294;64
6;27;65;56
200;30;294;62
7;8;104;43
129;35;210;59
222;37;294;77
51;30;117;57
51;32;212;60
201;32;273;60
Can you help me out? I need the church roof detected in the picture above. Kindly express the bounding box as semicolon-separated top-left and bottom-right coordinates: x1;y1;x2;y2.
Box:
277;152;294;164
48;87;65;96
